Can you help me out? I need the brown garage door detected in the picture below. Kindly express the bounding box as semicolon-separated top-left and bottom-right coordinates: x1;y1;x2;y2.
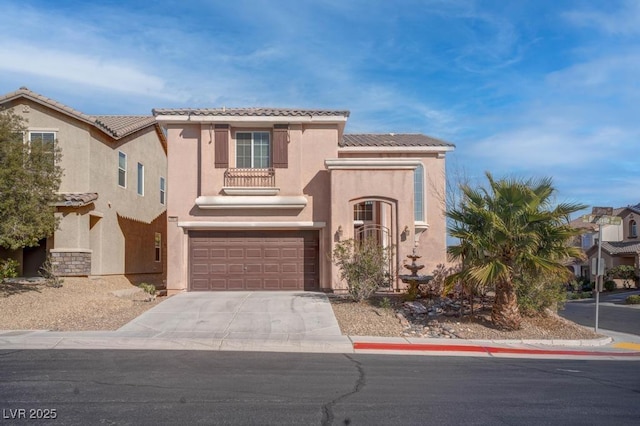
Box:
189;230;319;291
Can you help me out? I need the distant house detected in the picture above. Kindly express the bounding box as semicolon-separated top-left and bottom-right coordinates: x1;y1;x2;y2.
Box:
570;203;640;281
0;88;166;284
154;107;454;294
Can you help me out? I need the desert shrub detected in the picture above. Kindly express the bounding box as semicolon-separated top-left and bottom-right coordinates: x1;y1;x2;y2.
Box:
138;282;156;295
625;295;640;305
514;271;567;315
603;280;616;292
0;258;19;282
332;237;393;302
568;291;593;300
39;256;63;288
606;265;638;289
378;297;392;309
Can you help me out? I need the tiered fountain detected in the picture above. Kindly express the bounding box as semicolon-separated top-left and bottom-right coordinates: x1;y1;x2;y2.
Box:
398;248;433;296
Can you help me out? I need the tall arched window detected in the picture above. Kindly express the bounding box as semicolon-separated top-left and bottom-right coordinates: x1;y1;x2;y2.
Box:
414;164;424;222
630;219;637;238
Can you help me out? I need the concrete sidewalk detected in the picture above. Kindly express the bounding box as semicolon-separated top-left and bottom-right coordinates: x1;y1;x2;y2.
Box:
0;291;639;359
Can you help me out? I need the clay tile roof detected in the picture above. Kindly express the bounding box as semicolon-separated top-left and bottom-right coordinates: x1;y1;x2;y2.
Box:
94;115;157;139
152;107;350;117
341;133;455;148
601;241;640;255
0;87;157;140
0;87;95;125
54;192;99;207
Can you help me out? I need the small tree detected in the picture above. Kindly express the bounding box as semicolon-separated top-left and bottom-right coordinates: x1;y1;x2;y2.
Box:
606;265;638;289
332;237;393;302
0;109;62;250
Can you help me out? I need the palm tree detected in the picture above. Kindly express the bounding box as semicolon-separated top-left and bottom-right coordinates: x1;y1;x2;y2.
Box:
446;172;586;330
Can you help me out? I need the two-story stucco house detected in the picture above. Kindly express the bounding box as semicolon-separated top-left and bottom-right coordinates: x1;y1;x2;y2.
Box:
0;88;167;283
569;203;640;284
154;107;454;294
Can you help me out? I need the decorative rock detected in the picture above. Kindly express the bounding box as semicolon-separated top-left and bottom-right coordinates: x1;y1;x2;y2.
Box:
403;301;428;314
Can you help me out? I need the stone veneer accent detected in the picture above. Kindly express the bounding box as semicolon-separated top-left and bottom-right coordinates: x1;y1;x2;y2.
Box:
50;250;92;276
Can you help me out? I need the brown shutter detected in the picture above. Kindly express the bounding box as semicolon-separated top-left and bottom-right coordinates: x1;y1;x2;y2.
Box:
214;124;229;168
272;124;289;168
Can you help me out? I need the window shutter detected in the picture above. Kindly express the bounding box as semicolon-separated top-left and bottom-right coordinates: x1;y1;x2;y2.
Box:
214;124;229;168
272;124;289;168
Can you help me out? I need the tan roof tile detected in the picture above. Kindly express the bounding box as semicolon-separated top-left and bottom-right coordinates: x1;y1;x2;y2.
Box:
341;133;455;148
55;192;98;207
0;87;157;140
152;107;350;117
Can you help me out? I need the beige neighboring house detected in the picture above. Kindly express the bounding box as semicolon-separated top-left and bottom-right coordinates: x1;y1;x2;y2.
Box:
570;203;640;283
154;107;454;294
0;88;167;283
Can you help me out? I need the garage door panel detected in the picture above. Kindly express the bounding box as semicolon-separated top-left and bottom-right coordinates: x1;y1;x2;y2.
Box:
189;230;319;291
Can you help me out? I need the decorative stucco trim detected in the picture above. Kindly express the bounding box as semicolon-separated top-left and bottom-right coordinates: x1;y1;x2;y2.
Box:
195;195;307;209
178;221;326;229
338;146;455;154
325;158;422;170
155;115;348;124
414;221;430;231
50;248;93;253
222;187;280;196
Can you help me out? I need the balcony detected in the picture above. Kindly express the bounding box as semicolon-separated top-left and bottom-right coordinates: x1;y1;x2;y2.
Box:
222;168;279;196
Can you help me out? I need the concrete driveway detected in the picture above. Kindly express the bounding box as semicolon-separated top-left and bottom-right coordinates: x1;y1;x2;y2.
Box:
116;291;349;351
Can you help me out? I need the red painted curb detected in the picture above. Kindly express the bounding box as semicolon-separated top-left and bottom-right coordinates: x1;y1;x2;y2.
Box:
353;342;640;357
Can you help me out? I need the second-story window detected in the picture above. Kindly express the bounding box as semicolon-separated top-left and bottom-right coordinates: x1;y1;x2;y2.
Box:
137;163;144;196
118;151;127;188
160;177;166;205
29;131;56;162
236;131;270;168
630;219;637;238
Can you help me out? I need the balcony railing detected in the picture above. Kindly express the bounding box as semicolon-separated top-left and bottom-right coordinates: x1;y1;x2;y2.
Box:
224;168;275;188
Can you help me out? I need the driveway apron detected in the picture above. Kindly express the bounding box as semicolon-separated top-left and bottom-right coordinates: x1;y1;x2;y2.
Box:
117;291;343;342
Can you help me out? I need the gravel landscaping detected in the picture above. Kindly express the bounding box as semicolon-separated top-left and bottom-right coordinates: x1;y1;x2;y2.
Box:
0;276;163;331
0;278;602;341
329;294;603;341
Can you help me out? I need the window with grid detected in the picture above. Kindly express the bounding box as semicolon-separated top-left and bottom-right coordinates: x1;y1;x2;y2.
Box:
29;132;56;162
353;201;374;221
160;177;166;205
236;131;270;168
118;151;127;188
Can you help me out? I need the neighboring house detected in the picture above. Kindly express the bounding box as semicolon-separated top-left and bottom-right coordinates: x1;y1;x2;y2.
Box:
570;203;640;280
0;88;167;283
154;107;454;294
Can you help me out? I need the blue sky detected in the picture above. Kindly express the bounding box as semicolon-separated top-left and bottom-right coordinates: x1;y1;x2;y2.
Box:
1;0;638;214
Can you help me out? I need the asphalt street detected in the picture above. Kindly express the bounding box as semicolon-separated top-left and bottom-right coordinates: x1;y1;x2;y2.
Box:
560;291;640;335
1;350;638;425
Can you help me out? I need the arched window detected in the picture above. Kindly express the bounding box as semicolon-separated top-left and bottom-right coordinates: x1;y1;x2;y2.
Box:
630;219;637;238
414;164;424;222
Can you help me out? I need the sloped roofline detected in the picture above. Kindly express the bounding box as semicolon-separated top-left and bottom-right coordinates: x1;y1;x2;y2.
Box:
0;87;160;141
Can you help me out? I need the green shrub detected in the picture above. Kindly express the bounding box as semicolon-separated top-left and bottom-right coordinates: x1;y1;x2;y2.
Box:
138;282;156;295
378;296;392;309
0;258;19;282
332;237;393;302
514;271;567;315
603;280;616;292
625;295;640;304
568;291;593;300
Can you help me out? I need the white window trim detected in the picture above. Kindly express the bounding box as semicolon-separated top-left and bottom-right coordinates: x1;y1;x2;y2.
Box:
160;177;166;205
235;131;271;168
118;151;127;188
414;163;425;222
137;162;145;196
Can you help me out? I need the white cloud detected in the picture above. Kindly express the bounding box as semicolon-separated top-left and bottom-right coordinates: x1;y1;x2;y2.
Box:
563;0;640;35
0;42;179;100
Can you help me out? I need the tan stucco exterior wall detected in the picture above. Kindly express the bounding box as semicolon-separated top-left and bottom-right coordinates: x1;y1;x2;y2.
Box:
4;99;167;278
